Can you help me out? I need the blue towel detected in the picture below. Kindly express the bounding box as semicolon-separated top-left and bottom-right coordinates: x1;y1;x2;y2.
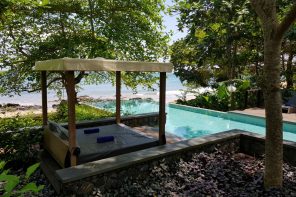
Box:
97;136;114;143
84;128;100;134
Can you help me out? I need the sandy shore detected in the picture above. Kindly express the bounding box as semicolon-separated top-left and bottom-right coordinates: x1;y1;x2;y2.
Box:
0;108;56;118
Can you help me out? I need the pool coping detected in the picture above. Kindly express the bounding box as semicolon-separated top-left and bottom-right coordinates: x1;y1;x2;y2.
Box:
229;110;296;125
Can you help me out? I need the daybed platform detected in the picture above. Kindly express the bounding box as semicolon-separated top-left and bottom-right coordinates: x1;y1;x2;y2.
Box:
77;124;158;164
44;123;158;168
36;57;172;170
36;58;172;193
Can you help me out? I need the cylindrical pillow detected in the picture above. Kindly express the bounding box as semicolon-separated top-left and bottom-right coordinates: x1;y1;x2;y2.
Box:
97;136;114;143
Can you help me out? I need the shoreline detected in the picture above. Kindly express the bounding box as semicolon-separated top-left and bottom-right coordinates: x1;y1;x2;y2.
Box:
0;93;195;118
0;73;190;106
0;90;193;106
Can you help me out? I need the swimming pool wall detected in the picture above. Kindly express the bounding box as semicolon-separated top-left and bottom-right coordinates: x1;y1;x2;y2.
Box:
169;103;296;133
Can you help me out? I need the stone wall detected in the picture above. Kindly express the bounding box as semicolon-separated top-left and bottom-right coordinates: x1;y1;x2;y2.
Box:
240;133;296;166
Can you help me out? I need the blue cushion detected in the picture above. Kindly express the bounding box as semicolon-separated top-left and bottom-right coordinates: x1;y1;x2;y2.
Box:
84;128;100;134
97;136;114;143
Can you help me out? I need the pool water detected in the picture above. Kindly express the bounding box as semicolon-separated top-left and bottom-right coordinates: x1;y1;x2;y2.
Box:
87;100;296;142
87;99;159;115
166;107;294;141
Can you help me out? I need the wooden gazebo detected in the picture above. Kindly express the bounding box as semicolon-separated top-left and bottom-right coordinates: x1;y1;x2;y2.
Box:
35;58;173;167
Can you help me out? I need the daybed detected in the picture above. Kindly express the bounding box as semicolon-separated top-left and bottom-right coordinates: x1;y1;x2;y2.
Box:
35;57;173;168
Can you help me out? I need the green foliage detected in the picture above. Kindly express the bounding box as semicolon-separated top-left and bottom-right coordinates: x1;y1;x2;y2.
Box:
0;115;42;132
25;163;40;179
170;0;264;87
0;104;114;133
0;0;169;96
0;104;113;162
0;128;42;164
0;162;44;197
52;102;114;123
170;0;296;88
177;79;252;111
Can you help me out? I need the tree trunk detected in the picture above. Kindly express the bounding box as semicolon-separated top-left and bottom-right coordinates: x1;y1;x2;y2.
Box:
263;39;283;188
251;0;296;189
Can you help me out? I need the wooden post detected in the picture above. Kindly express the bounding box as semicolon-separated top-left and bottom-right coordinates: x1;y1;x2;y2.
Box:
41;71;48;126
257;89;261;107
65;71;77;166
159;72;166;145
244;90;248;108
116;71;121;124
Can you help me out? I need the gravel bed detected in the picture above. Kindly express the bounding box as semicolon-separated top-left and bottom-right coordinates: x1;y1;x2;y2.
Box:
93;150;296;197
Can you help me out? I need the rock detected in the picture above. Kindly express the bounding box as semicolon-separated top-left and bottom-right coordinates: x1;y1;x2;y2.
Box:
5;103;20;107
52;104;58;108
20;144;296;197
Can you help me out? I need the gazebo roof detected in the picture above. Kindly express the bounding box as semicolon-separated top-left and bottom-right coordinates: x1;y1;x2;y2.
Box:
35;57;173;72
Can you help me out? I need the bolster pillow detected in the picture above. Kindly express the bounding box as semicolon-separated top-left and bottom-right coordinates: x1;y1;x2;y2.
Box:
97;136;114;143
84;128;100;134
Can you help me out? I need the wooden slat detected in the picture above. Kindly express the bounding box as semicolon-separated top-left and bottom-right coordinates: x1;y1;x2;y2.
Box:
159;72;166;145
65;71;77;166
41;71;48;126
116;71;121;124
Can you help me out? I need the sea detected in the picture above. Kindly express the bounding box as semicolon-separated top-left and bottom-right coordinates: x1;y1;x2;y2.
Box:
0;73;188;106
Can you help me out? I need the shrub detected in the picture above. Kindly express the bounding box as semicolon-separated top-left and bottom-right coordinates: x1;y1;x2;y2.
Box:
0;114;42;132
51;102;114;123
177;79;252;111
0;161;44;197
0;128;42;167
0;103;114;164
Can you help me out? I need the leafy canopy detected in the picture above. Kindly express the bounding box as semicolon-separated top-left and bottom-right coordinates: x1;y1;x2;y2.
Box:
170;0;264;87
0;0;169;95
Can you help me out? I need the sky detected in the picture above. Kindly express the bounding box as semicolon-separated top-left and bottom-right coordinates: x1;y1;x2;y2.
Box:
162;0;187;44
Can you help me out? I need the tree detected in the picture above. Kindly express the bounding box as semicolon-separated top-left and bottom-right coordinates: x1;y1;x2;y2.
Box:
0;0;168;96
282;25;296;89
170;0;264;87
250;1;296;188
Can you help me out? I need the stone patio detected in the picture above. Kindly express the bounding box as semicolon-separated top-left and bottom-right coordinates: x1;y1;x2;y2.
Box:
231;107;296;123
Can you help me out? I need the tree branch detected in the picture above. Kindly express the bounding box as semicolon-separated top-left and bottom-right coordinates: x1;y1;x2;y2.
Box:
75;71;87;84
7;25;29;58
276;3;296;39
27;77;63;92
250;0;267;21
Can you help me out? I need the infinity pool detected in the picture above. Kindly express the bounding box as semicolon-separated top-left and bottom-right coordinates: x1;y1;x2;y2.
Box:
87;100;296;142
87;99;159;115
166;105;296;141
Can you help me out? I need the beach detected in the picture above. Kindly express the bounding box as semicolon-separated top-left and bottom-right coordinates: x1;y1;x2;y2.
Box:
0;74;195;117
0;74;190;106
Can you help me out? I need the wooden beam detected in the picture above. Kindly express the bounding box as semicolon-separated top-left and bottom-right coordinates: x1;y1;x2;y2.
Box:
41;71;48;126
159;72;166;145
116;71;121;124
65;71;77;166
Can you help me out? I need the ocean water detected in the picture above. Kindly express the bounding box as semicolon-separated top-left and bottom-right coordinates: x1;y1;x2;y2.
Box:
0;73;185;106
